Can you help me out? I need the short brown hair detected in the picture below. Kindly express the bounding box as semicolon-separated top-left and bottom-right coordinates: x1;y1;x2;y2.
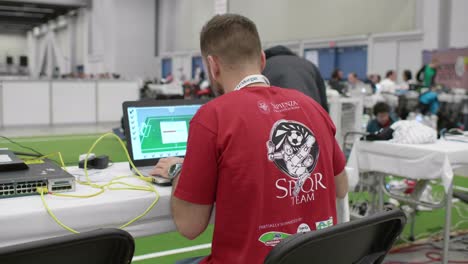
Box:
373;102;390;115
200;14;262;67
386;70;395;78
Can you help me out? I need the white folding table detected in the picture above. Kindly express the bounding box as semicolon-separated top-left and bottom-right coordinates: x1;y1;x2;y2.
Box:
346;139;468;264
0;163;174;248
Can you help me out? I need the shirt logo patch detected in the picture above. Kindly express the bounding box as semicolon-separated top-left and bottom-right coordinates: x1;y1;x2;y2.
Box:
315;217;334;230
297;223;311;233
267;120;320;196
270;100;300;112
258;232;290;247
257;101;270;114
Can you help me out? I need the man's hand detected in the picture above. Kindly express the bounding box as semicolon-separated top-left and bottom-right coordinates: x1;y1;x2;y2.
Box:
150;157;184;178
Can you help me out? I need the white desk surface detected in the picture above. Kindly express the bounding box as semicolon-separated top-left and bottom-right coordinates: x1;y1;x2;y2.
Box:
347;139;468;192
0;162;349;247
0;163;173;247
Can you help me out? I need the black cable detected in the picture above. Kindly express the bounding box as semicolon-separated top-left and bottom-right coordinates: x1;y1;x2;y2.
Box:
12;151;42;157
0;135;43;156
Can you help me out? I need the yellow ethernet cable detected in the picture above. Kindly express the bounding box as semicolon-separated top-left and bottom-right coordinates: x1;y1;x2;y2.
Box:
34;132;160;234
37;187;79;234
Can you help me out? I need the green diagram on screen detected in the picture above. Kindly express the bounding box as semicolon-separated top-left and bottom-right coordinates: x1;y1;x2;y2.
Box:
139;115;192;154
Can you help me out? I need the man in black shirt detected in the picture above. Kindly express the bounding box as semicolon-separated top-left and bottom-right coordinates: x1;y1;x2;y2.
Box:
263;45;328;111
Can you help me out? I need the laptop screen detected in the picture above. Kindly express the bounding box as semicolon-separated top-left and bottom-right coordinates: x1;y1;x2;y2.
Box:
126;104;203;160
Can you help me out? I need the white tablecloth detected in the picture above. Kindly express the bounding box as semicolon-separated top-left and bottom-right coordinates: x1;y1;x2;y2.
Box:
0;162;349;247
346;140;468;192
0;163;174;248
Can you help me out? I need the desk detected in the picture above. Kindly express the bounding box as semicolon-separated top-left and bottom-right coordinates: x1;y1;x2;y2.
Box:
347;140;468;191
0;162;349;248
0;163;173;248
346;139;468;264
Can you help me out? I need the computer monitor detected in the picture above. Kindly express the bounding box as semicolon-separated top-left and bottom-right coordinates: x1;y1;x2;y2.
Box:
122;99;209;167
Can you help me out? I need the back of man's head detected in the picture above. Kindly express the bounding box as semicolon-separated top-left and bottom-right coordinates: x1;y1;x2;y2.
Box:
200;14;262;69
348;72;358;84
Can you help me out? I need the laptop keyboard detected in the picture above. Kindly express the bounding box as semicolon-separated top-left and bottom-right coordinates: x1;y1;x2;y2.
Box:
133;166;154;176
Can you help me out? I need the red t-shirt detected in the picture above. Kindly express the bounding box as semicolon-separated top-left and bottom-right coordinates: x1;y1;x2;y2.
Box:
175;86;346;264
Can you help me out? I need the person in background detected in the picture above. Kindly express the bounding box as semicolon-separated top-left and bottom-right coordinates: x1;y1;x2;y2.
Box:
329;68;346;95
417;58;438;88
379;70;399;108
374;74;382;92
178;67;187;82
419;87;440;115
347;72;360;89
376;74;382;83
380;70;397;92
193;66;203;84
400;70;413;90
367;102;397;134
263;45;328;111
365;74;379;94
365;74;374;83
371;74;381;93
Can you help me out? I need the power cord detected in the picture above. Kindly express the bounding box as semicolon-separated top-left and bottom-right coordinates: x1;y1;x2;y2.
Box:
34;132;159;234
0;135;43;156
12;151;41;157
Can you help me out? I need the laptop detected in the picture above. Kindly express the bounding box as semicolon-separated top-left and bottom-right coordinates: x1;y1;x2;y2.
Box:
122;99;208;184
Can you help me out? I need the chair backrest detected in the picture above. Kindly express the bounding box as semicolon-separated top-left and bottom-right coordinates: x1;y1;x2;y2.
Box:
454;191;468;203
0;228;134;264
264;209;406;264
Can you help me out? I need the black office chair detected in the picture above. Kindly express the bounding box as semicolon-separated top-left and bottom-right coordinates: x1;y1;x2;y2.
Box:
264;209;406;264
0;228;134;264
454;191;468;204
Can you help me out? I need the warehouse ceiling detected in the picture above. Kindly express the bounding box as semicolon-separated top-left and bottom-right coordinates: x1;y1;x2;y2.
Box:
0;0;86;34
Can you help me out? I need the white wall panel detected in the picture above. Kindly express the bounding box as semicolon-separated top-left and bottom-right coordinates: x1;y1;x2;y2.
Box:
2;81;50;126
371;41;398;76
75;8;87;67
159;0;214;53
422;0;440;50
230;0;416;44
51;81;96;124
398;40;423;81
114;0;159;79
97;81;139;122
450;0;468;48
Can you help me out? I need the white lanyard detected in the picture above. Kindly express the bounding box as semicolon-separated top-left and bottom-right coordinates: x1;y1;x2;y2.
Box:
234;74;270;91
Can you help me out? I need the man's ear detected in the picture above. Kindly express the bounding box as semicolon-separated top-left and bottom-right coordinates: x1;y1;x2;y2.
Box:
207;55;220;81
260;51;266;71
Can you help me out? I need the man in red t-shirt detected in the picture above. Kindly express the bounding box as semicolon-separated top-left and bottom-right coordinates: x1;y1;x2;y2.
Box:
150;14;348;264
